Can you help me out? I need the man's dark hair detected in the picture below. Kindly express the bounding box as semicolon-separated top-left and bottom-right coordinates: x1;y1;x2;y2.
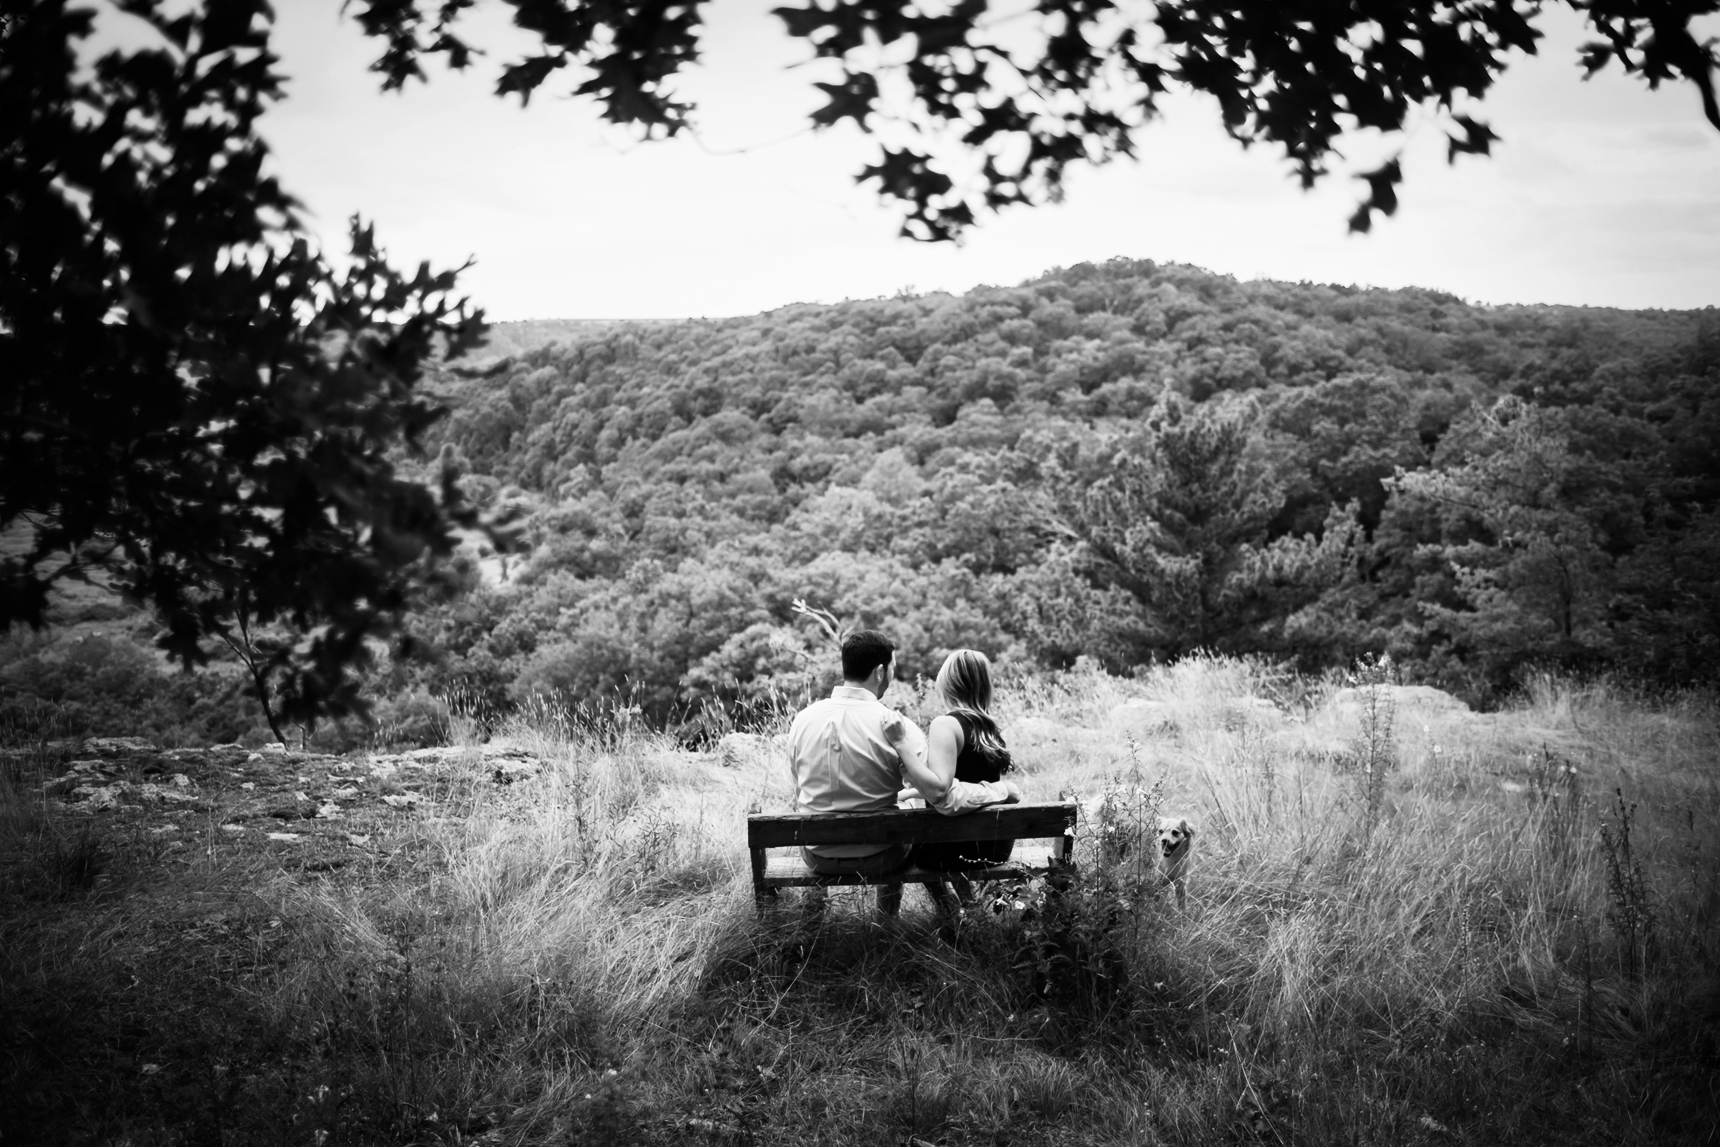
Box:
841;630;895;682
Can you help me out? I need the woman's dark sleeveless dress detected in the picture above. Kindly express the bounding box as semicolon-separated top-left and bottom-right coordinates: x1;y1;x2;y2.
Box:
915;712;1014;871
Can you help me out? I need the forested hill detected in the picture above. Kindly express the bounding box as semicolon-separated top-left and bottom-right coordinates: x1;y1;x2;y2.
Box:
414;258;1719;727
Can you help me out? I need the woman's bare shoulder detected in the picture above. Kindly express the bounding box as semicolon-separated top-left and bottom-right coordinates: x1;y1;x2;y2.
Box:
928;713;964;744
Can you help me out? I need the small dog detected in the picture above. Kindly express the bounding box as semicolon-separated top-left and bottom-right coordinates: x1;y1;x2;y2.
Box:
1156;816;1196;909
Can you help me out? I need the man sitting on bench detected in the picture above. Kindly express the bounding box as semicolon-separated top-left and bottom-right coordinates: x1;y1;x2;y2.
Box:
786;630;1020;915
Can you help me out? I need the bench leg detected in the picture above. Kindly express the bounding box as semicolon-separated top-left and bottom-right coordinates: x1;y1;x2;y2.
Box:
876;881;903;918
750;848;778;918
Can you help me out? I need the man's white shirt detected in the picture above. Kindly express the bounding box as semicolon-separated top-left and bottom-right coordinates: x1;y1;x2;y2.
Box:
787;685;905;857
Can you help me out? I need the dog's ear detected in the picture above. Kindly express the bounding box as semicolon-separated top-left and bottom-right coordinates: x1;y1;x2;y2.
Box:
1179;818;1195;839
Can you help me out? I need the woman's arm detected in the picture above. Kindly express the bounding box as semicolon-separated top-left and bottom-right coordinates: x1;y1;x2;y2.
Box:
925;714;962;791
883;711;1020;813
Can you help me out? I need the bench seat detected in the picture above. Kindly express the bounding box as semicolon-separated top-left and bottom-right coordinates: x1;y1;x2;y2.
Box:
748;801;1078;914
759;841;1060;888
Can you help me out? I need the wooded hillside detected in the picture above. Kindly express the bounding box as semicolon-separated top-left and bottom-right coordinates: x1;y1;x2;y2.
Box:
399;258;1719;730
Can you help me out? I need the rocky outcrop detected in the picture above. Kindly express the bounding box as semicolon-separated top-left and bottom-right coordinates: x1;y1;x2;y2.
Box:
30;737;557;843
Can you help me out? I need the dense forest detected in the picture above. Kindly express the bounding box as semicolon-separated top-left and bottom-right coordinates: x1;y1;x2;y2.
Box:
408;259;1720;725
7;258;1718;744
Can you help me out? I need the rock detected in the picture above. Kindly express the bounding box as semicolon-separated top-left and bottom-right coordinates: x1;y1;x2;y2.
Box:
1009;717;1087;748
1330;685;1470;714
136;784;198;804
171;773;191;787
71;782;130;811
492;761;540;784
330;786;361;800
381;793;422;808
84;737;156;755
1221;696;1283;728
1109;699;1174;733
220;823;245;833
266;832;302;842
42;773;83;796
314;802;342;819
239;782;255;791
716;732;773;768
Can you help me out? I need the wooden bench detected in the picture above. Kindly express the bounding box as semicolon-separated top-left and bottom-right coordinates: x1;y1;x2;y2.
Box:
747;801;1078;915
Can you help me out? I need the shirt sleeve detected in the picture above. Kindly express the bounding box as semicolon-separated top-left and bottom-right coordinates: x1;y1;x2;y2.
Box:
923;778;1016;815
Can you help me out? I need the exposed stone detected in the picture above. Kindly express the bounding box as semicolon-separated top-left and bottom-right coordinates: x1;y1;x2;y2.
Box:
1330;685;1470;713
716;732;773;767
1108;699;1174;733
71;781;131;811
1008;717;1089;748
137;783;198;804
1222;696;1283;728
84;736;156;755
492;760;540;784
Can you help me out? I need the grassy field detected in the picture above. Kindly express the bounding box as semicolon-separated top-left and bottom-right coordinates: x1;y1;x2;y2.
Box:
2;658;1716;1145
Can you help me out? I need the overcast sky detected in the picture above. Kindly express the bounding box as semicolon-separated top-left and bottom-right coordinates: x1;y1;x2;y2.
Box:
247;0;1720;320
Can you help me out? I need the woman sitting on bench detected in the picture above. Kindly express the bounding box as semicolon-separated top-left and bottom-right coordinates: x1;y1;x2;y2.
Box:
891;649;1018;916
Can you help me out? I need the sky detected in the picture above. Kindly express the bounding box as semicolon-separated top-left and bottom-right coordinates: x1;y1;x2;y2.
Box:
235;1;1720;319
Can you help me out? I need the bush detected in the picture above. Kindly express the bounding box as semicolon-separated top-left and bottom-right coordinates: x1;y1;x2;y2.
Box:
0;636;263;746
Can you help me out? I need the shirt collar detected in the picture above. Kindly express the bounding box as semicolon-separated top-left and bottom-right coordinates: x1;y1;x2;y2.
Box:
831;684;877;701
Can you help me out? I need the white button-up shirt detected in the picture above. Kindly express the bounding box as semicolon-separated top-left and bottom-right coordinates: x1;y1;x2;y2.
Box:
787;685;904;857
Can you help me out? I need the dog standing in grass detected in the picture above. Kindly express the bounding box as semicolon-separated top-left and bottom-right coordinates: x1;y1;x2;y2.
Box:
1157;816;1195;909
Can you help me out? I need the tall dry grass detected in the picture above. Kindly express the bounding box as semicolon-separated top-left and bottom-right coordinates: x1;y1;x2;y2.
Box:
4;658;1715;1144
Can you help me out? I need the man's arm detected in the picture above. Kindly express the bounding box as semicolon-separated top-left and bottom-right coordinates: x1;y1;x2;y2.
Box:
881;711;1021;814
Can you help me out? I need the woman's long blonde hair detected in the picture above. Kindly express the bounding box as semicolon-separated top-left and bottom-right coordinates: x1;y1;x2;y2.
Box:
935;649;1009;760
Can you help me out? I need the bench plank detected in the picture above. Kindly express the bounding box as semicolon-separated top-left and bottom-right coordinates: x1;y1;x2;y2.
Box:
759;843;1056;887
747;801;1076;849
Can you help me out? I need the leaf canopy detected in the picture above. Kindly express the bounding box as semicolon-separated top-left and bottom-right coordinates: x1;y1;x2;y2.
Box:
343;0;1720;237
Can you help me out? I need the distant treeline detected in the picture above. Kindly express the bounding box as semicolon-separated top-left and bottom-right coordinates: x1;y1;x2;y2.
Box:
402;258;1717;726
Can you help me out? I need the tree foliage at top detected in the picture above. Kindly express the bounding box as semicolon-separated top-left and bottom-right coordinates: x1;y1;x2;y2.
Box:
1;0;484;738
348;0;1720;237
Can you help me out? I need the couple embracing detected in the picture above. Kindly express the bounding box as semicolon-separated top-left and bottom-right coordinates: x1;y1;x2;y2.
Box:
786;629;1020;923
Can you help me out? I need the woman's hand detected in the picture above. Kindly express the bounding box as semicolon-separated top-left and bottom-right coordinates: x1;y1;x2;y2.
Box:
880;711;910;744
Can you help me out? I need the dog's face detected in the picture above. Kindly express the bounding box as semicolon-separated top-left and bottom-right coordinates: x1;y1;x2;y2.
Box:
1157;817;1194;859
